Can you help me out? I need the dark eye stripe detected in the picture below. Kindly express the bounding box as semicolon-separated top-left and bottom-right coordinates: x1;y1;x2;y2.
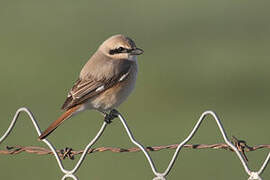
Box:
109;47;130;55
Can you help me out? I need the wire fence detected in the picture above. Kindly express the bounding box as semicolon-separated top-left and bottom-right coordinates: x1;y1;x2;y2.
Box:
0;107;269;180
2;141;270;161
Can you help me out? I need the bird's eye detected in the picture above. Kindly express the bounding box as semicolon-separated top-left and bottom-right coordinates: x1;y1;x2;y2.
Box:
109;47;126;55
117;47;124;52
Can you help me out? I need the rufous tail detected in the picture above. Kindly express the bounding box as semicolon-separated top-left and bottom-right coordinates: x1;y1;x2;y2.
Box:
38;105;81;140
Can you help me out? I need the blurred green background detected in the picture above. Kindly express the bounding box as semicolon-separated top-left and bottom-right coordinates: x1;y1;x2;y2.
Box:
0;0;269;179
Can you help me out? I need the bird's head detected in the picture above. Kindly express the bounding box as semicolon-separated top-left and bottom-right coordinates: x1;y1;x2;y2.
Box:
98;34;143;61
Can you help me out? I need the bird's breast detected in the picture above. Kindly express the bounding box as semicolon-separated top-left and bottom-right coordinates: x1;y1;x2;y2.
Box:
87;62;138;112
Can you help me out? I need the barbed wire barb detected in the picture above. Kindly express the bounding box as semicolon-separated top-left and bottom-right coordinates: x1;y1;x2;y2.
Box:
0;107;269;180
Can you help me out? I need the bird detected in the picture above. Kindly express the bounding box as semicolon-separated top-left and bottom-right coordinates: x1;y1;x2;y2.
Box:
38;34;143;140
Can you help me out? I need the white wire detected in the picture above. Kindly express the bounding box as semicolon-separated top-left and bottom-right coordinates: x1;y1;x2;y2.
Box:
0;107;269;180
62;174;78;180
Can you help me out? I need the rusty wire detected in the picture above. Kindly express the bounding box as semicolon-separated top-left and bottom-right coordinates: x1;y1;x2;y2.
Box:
1;138;269;161
0;108;269;180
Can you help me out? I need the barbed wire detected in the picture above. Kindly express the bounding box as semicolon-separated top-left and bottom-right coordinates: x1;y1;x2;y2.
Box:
0;107;269;180
1;141;270;161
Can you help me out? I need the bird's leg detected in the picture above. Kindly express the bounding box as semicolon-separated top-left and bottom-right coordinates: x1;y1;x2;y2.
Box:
104;109;119;124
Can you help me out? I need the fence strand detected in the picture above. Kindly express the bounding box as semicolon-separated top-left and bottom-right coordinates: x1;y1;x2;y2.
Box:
0;107;269;180
1;142;270;161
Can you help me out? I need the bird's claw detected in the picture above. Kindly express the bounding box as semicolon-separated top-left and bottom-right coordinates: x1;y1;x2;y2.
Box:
104;109;119;124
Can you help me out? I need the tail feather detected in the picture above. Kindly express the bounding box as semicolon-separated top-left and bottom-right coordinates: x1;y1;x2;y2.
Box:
38;105;81;140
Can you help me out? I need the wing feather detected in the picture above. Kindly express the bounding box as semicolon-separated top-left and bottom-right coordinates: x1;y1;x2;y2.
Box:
61;61;131;110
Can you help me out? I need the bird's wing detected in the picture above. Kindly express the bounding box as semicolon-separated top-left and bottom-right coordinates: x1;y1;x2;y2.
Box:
61;63;131;110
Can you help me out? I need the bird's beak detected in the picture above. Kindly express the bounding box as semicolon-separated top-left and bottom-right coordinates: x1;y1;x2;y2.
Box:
130;48;144;55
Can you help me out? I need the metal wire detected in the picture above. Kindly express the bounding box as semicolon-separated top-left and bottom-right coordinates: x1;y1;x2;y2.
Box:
2;142;269;158
0;107;269;180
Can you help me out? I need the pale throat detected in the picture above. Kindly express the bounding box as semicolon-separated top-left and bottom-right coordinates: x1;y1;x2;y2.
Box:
128;55;138;62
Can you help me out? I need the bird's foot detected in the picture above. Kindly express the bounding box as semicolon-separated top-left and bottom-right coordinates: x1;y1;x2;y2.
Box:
104;109;119;124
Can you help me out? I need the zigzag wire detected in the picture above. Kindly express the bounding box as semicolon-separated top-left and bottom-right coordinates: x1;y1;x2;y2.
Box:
0;107;269;180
